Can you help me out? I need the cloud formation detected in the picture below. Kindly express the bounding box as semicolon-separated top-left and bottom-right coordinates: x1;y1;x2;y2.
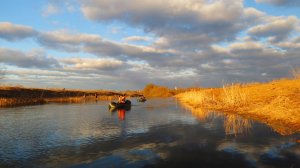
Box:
248;16;299;42
61;57;123;70
0;22;37;41
1;0;300;89
81;0;245;50
122;36;153;43
37;30;100;52
0;48;60;69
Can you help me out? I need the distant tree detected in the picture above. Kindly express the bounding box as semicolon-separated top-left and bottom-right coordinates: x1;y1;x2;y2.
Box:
143;83;173;97
143;83;155;96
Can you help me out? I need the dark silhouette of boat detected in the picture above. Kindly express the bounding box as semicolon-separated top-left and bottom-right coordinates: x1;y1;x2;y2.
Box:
137;97;146;102
109;100;131;111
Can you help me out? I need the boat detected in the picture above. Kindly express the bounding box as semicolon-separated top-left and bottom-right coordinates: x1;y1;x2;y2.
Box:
137;97;146;102
109;100;131;110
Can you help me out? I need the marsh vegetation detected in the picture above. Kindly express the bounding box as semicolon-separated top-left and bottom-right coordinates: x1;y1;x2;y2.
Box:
177;78;300;135
0;86;142;107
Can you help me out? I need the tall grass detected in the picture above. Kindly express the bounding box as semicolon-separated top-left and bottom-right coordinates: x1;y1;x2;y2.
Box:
177;79;300;135
176;90;214;106
0;98;45;107
250;96;300;125
177;83;248;109
222;84;248;108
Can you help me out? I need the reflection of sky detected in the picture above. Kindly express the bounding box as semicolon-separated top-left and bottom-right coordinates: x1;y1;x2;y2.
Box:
0;98;299;167
217;140;300;168
0;99;197;161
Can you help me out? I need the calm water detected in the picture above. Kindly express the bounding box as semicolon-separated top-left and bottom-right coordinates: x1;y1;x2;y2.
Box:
0;98;299;168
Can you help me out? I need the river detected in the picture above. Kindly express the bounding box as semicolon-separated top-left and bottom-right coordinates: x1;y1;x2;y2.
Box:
0;98;299;168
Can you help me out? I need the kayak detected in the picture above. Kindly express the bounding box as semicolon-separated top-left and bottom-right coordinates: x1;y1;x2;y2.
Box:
137;97;146;102
109;100;131;110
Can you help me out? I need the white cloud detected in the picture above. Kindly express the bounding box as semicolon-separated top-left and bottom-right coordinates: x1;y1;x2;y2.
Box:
273;41;300;50
122;36;153;43
0;48;60;69
61;58;123;70
248;16;299;42
37;30;101;52
243;8;266;19
0;22;37;41
81;0;245;50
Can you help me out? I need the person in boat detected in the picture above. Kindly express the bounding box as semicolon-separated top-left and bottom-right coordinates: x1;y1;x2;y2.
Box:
118;95;126;104
118;95;122;103
138;95;146;101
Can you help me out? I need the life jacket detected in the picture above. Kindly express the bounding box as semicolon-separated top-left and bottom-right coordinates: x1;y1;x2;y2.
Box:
120;96;126;103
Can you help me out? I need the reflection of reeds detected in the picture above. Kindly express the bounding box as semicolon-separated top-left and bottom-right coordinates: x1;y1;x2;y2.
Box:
224;114;252;136
181;102;210;121
180;99;253;135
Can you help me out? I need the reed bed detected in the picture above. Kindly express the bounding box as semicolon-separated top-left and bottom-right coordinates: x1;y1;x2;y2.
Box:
0;98;45;107
222;84;248;107
177;79;300;135
176;89;218;108
0;86;142;107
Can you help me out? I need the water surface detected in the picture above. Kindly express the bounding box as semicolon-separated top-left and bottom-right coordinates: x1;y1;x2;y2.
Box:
0;98;299;168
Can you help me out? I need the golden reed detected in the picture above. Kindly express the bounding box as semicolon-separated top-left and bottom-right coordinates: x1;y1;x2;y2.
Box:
176;78;300;135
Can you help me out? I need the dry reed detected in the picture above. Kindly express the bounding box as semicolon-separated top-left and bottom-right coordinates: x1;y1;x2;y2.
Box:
222;84;248;107
0;98;45;107
176;79;300;135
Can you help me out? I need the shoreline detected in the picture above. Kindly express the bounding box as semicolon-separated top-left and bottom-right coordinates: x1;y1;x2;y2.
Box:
0;86;142;107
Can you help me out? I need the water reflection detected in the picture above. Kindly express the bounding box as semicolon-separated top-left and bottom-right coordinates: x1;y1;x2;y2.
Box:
109;108;131;121
0;98;299;168
118;109;126;121
182;103;252;136
180;101;298;136
224;114;252;136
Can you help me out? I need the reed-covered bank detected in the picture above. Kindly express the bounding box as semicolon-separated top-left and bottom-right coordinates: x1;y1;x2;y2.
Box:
176;78;300;135
0;86;142;107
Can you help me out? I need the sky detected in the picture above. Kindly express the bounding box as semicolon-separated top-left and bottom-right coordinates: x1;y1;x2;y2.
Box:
0;0;300;90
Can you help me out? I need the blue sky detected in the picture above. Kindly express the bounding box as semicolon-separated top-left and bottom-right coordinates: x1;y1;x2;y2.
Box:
0;0;300;90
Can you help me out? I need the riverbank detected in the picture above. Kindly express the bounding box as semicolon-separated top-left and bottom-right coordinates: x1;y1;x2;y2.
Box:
0;86;142;107
176;78;300;135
